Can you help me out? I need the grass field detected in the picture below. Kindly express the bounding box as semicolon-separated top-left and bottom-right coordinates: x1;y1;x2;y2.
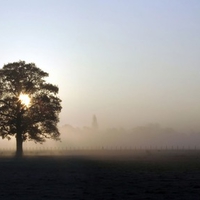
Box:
0;150;200;199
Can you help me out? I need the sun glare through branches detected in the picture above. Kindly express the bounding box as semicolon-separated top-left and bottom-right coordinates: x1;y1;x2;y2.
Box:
19;93;31;107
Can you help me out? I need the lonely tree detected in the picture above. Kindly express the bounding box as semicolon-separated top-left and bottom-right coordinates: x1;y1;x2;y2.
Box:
0;61;62;157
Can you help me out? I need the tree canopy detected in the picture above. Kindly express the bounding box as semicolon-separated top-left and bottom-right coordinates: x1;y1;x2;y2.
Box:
0;61;62;156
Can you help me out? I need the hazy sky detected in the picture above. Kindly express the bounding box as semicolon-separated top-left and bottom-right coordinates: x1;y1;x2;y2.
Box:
1;0;200;131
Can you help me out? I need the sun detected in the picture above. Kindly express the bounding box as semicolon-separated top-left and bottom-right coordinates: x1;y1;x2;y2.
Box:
19;93;31;107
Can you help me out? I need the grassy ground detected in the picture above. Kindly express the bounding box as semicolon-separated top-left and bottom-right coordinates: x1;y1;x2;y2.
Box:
0;150;200;199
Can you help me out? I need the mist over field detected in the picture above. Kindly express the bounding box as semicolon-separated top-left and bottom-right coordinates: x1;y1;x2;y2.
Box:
58;123;200;149
1;122;200;150
37;119;200;150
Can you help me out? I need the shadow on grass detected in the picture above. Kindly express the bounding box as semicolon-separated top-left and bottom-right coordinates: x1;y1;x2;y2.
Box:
0;151;200;199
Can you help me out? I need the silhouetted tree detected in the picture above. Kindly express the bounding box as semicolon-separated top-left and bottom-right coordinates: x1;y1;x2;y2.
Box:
0;61;62;157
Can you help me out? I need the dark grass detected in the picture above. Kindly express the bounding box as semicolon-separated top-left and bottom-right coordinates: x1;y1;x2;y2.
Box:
0;150;200;199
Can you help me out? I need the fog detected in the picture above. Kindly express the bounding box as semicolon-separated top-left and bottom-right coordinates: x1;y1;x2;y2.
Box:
1;121;200;150
58;123;200;149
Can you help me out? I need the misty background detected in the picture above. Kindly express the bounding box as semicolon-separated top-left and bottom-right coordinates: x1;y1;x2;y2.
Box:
1;0;200;149
1;117;200;149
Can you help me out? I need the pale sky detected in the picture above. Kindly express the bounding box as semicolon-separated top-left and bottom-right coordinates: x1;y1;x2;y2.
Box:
1;0;200;132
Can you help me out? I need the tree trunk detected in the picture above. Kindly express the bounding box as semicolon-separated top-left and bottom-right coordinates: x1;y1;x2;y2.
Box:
16;105;23;158
16;131;23;158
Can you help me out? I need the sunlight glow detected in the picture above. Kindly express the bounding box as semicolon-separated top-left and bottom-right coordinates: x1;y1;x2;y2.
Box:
19;93;31;107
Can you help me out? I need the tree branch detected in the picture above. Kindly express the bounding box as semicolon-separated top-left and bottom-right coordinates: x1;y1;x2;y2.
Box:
0;99;11;107
0;112;16;119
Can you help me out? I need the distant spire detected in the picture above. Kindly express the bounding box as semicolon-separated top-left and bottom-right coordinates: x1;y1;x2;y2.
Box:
92;115;98;130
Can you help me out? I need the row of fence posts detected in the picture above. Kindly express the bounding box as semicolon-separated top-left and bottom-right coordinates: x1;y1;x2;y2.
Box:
0;146;199;152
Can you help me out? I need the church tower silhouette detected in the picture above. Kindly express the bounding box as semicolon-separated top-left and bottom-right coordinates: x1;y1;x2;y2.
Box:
92;115;98;130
